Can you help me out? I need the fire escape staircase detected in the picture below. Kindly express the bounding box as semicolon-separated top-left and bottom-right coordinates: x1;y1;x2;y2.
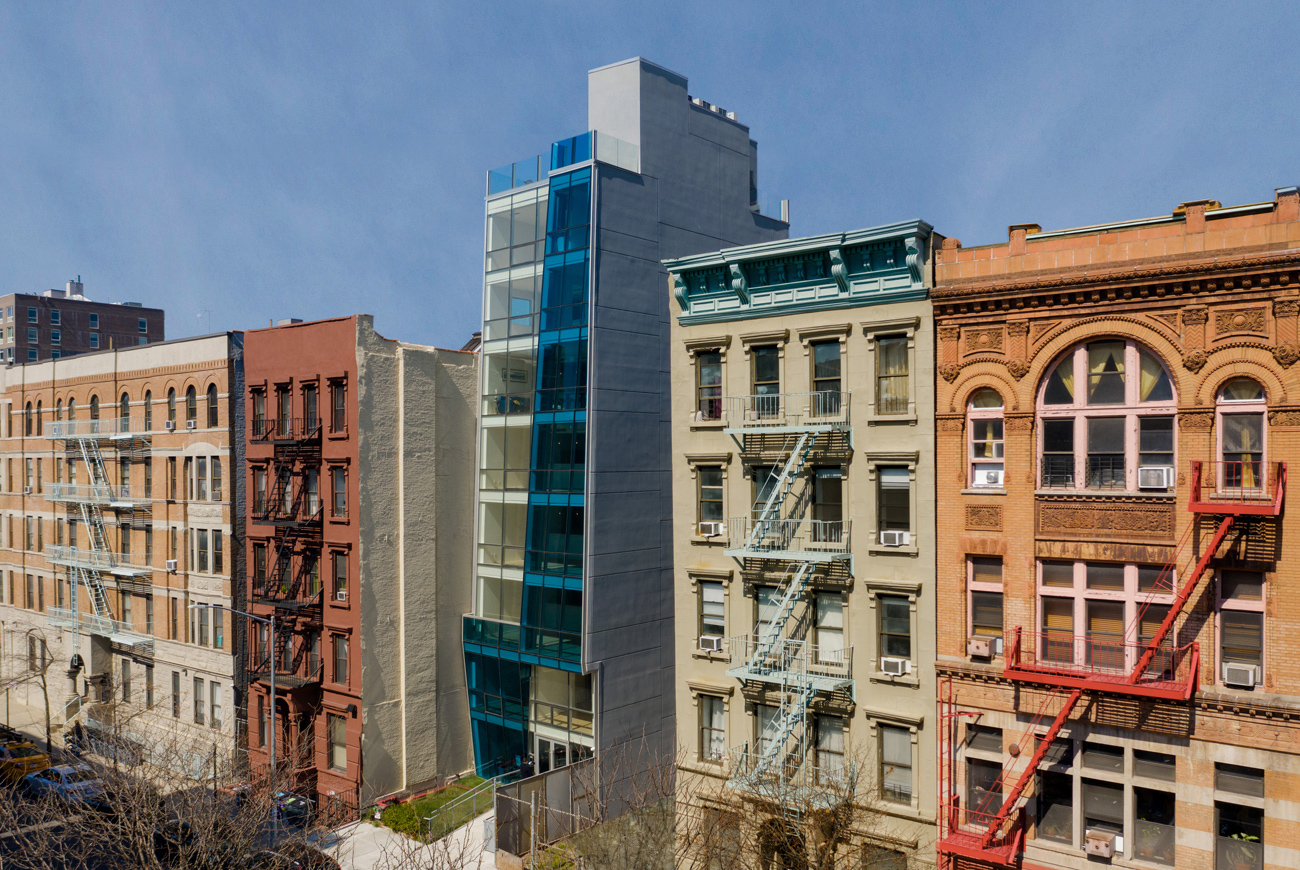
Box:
45;421;153;653
939;460;1285;868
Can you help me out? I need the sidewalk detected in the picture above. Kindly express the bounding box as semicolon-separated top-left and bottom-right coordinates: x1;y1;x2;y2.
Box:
322;811;497;870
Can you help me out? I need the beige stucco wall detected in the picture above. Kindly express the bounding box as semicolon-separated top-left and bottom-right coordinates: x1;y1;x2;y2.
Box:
357;319;477;799
670;298;938;864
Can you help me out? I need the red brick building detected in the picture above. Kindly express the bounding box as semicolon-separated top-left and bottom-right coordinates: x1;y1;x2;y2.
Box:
243;316;476;814
933;187;1300;870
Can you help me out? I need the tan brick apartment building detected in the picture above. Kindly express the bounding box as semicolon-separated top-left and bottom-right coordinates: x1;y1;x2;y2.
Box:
243;315;475;814
0;333;243;773
666;222;940;868
933;186;1300;870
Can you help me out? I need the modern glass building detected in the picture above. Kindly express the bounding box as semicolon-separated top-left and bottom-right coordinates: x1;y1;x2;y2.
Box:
464;58;789;778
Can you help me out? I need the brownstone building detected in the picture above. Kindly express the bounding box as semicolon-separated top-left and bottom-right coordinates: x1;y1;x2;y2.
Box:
243;316;475;814
933;186;1300;870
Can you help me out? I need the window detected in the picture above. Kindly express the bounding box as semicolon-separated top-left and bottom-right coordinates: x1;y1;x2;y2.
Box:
145;665;154;709
699;695;725;763
1037;769;1073;842
23;403;31;436
811;468;843;543
144;460;152;498
145;595;153;634
195;600;209;646
27;328;36;344
877;466;910;535
697;466;723;524
1216;763;1264;797
213;533;223;574
196;456;207;500
197;529;209;573
875;335;909;415
89;313;98;328
1038;560;1175;672
185;386;197;423
1216;802;1263;870
332;551;347;601
1217;379;1266;491
304;467;318;514
257;695;267;747
252;390;266;436
815;593;844;664
302;384;318;429
330;381;346;432
751;345;780;416
331;467;347;518
968;388;1005;487
213;605;224;649
695;351;722;421
815;715;845;782
89;333;98;349
138;318;147;334
1218;570;1264;687
970;571;1004;657
121;660;132;702
26;307;35;323
328;714;347;771
879;725;912;803
699;581;724;640
210;457;221;501
171;672;180;718
50;329;59;346
967;758;1003;819
811;340;841;399
193;677;204;725
210;682;221;730
49;310;59;325
1038;341;1176;490
167;388;176;425
332;634;348;685
1083;778;1124;844
879;595;911;661
253;467;266;513
206;384;218;428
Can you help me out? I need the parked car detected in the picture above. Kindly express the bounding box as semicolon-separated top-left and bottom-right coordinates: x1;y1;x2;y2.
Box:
22;763;106;807
0;740;49;785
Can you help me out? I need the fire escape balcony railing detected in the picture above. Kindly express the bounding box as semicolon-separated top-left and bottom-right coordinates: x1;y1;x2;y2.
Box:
46;546;154;577
723;518;850;562
252;417;323;443
251;497;323;528
1189;460;1285;515
48;419;150;441
725;635;854;695
1002;627;1199;701
46;607;153;652
714;391;850;434
725;745;858;808
47;483;147;508
250;659;323;692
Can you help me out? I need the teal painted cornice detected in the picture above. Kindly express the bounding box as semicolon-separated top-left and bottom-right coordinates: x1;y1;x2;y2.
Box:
666;220;933;325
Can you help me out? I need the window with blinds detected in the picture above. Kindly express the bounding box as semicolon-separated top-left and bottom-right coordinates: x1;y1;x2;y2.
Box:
1042;598;1074;664
1086;601;1125;670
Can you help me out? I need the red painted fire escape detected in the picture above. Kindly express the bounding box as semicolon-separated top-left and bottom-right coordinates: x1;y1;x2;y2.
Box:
938;460;1285;869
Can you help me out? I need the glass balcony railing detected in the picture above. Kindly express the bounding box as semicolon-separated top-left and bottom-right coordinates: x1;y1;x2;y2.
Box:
464;615;580;664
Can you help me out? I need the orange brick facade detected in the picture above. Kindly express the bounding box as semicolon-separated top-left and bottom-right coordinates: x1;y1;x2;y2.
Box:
933;187;1300;870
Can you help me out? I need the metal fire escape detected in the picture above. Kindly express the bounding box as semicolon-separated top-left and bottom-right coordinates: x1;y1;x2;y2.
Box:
45;417;154;653
719;391;855;805
939;459;1286;868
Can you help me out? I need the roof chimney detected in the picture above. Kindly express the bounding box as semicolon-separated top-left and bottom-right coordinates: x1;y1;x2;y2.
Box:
67;277;84;299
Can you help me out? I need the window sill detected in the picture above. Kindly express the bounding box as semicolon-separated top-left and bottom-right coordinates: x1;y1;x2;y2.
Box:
866;414;918;426
1034;488;1174;499
691;650;728;663
327;430;349;441
962;488;1007;496
688;421;725;431
690;536;729;547
328;516;350;526
868;545;919;557
868;671;920;688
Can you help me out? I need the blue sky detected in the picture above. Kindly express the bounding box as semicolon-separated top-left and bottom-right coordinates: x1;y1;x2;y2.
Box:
1;2;1297;349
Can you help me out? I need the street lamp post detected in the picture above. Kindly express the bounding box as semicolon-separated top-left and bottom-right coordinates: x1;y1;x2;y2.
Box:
190;605;277;831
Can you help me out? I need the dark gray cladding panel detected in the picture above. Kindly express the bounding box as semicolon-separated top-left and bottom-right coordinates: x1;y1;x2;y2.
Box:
595;169;659;246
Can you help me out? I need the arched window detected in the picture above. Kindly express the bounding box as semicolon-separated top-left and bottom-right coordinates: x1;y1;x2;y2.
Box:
67;399;75;421
1038;340;1176;491
120;393;130;430
143;391;152;431
167;388;176;424
35;401;41;436
89;395;100;421
968;389;1005;488
55;399;63;422
24;403;32;436
1216;378;1266;490
207;384;219;428
186;386;197;423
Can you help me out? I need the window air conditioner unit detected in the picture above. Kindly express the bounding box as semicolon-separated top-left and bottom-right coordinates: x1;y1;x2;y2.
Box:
879;530;910;547
1083;830;1115;859
975;469;1004;488
1138;466;1174;490
698;521;725;538
23;487;31;495
698;635;724;653
165;559;178;573
967;636;992;658
165;421;176;431
1223;662;1259;688
881;656;910;677
186;420;197;430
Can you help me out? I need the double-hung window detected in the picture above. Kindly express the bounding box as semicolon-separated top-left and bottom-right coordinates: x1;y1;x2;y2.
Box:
875;335;910;415
698;581;724;641
879;725;912;803
877;466;911;539
814;593;844;666
751;345;780;418
699;695;725;763
696;351;722;421
697;466;723;526
1218;570;1264;689
967;389;1005;487
969;556;1005;654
